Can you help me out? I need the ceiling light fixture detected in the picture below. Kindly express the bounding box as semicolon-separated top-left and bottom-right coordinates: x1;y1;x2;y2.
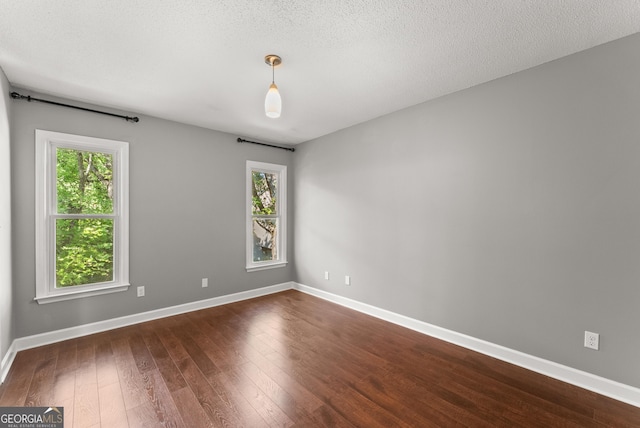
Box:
264;54;282;119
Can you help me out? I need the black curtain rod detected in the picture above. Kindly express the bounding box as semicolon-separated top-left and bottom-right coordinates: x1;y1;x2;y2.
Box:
10;92;139;123
237;137;295;152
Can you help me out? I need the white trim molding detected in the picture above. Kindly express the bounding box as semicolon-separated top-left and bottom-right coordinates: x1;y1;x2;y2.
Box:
0;341;17;384
7;282;293;359
35;130;130;304
293;283;640;408
246;161;287;272
3;280;639;408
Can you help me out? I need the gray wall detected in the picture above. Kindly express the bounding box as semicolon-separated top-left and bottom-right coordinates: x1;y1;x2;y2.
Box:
0;68;13;367
293;33;640;388
11;90;293;338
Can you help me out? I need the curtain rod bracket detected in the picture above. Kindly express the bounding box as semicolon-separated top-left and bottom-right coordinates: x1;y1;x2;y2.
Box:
10;91;139;123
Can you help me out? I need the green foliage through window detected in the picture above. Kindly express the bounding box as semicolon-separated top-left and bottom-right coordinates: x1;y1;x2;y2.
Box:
251;171;278;262
56;219;113;286
55;148;114;287
252;171;277;215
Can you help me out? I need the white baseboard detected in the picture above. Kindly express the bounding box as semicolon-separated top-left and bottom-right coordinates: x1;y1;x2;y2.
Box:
293;282;640;408
0;341;17;383
6;281;293;361
4;280;639;408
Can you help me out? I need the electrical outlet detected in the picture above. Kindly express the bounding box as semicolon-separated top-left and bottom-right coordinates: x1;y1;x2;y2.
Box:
137;286;145;297
202;278;208;288
584;331;599;350
345;275;351;286
324;271;329;280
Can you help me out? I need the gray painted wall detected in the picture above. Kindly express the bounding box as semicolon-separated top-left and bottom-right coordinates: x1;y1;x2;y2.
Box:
11;90;293;338
293;33;640;388
7;33;640;390
0;68;13;366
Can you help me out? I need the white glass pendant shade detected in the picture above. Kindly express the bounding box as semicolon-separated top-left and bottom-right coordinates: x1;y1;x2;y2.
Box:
265;83;281;119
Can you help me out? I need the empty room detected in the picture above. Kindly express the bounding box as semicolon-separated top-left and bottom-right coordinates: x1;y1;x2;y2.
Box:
1;1;640;427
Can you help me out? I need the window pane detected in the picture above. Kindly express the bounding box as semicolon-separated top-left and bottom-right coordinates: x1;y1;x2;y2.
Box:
56;218;114;287
252;218;278;262
251;171;277;215
57;148;113;214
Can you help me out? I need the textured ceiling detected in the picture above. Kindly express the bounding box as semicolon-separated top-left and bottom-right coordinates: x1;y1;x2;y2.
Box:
1;1;639;144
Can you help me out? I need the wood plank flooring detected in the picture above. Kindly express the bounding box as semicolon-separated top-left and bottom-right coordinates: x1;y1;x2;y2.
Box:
1;290;639;427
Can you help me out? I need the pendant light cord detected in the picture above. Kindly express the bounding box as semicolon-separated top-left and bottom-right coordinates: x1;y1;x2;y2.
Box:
272;60;275;84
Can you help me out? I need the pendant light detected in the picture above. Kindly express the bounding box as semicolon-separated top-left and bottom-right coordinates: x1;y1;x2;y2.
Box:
264;55;282;119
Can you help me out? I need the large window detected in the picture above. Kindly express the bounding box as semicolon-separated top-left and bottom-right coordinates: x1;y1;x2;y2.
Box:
35;130;129;303
246;161;287;271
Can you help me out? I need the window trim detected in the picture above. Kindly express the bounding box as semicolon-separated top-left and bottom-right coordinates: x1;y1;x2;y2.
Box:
35;130;130;304
246;161;287;272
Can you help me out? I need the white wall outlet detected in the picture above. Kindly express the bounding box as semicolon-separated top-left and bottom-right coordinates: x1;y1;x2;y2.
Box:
202;278;208;288
584;331;599;350
137;286;145;297
345;275;351;286
324;271;330;280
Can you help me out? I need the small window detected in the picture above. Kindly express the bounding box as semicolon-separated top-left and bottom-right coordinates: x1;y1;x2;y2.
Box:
35;130;129;303
246;161;287;271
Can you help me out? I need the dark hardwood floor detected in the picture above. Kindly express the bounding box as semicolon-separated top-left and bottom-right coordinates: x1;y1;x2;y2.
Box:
1;290;638;427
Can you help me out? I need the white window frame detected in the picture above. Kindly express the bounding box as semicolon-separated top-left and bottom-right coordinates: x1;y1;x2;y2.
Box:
35;130;130;304
246;161;287;272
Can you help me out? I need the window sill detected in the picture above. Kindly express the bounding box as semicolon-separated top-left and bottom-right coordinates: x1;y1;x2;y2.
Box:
34;283;130;304
246;261;288;273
